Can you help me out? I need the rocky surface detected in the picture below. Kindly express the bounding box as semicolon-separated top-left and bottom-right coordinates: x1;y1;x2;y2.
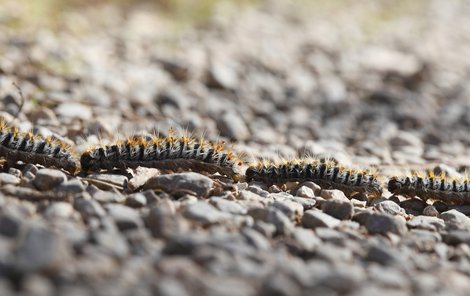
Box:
0;0;469;295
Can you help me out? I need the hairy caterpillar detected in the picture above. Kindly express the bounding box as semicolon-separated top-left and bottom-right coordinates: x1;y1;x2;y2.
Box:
80;129;244;180
245;158;383;197
0;119;80;174
388;172;470;205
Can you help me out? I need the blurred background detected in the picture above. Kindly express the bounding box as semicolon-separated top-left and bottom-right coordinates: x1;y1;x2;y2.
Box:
0;0;469;171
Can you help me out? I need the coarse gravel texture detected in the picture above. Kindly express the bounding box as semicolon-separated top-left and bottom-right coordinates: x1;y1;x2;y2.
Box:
0;0;469;295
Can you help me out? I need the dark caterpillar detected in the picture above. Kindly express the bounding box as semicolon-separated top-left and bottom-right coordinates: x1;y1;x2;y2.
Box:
80;129;244;180
246;158;383;197
0;119;80;174
388;172;470;205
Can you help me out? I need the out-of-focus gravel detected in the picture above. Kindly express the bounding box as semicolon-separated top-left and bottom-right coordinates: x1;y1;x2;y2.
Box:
0;0;469;295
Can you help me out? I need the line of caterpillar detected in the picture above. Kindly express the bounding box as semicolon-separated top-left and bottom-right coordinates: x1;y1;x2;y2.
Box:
388;172;470;205
245;158;383;198
80;129;245;180
2;117;468;205
0;119;80;175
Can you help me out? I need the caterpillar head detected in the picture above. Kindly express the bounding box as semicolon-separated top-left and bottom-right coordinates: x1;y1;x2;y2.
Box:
387;176;408;194
80;148;104;172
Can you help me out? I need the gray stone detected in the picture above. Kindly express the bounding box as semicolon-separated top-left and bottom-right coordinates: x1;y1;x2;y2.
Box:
144;172;213;197
365;213;407;235
407;216;445;231
321;199;354;220
44;202;74;219
87;173;128;188
423;205;439;217
241;228;271;251
374;200;403;216
92;190;125;203
183;201;230;224
289;227;320;253
0;214;22;238
296;185;316;198
400;198;427;214
272;200;303;220
56;102;92;120
320;189;349;201
260;273;301;296
302;210;341;229
440;209;470;231
248;207;293;235
15;225;70;272
365;244;405;266
146;206;189;239
210;197;247;215
252;220;276;238
74;198;106;219
55;179;85;194
290;196;317;210
92;230;129;258
125;193;148;208
217;112;250;141
33;169;67;191
0;173;19;186
105;204;143;231
443;231;470;246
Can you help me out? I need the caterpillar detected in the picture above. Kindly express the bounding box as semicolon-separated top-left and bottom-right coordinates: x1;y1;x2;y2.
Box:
80;129;244;180
388;172;470;205
245;158;383;197
0;119;80;175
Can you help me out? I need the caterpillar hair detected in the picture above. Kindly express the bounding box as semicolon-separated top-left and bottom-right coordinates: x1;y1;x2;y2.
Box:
246;158;383;197
0;119;80;174
80;128;244;180
388;171;470;205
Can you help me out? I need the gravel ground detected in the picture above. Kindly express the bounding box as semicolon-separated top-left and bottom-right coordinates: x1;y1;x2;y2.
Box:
0;0;469;295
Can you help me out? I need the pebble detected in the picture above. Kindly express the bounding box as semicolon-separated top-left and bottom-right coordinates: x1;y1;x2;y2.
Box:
105;204;143;231
0;173;20;186
440;210;470;231
125;193;148;208
55;102;92;120
272;200;303;220
248;207;293;235
295;185;316;198
365;213;407;235
146;205;189;239
321;199;354;220
216;111;250;141
15;225;69;272
302;210;341;229
144;172;213;197
210;197;247;215
44;202;74;219
406;216;445;232
374;200;403;216
92;190;125;203
74;198;106;219
320;189;350;201
33;169;67;191
423;205;439;217
55;179;85;194
183;201;230;224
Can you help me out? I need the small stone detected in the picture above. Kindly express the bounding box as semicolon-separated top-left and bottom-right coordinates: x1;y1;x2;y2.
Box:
86;173;128;188
400;198;427;215
365;244;404;266
33;169;67;191
260;273;302;296
183;201;230;224
146;206;189;239
15;225;69;272
0;213;22;238
272;200;303;220
144;172;213;198
210;197;247;215
289;227;320;253
74;198;106;219
406;216;445;231
374;200;403;216
365;213;407;235
92;189;125;203
302;210;341;229
252;220;276;238
443;231;470;246
321;199;354;220
248;207;293;235
320;189;349;201
56;102;92;120
125;193;147;208
440;209;470;231
241;228;271;251
296;185;315;198
23;164;38;175
0;173;20;186
298;181;322;196
105;204;143;231
92;230;129;258
44;202;74;219
55;179;85;194
216;111;250;141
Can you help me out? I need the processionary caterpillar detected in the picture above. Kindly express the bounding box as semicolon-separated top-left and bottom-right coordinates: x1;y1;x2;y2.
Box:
245;158;383;197
388;172;470;205
80;129;244;180
0;119;80;174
